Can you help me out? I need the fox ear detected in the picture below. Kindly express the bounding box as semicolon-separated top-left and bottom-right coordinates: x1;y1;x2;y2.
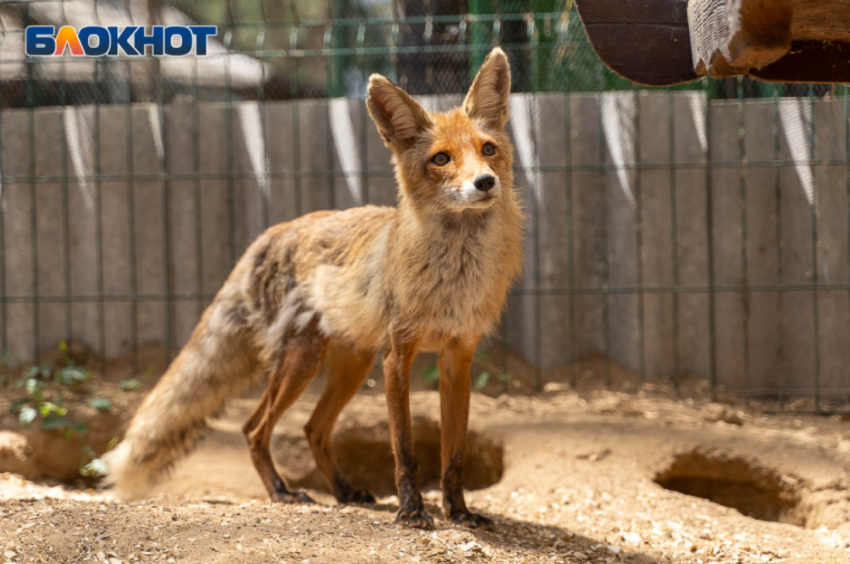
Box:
463;47;511;128
366;75;432;150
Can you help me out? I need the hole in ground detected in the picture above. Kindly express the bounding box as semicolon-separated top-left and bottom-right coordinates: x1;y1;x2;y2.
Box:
273;416;504;497
654;449;804;526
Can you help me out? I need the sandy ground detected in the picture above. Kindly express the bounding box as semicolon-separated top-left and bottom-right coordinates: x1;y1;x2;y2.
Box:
3;371;850;564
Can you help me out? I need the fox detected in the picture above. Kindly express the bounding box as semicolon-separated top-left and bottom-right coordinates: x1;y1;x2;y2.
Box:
104;47;524;530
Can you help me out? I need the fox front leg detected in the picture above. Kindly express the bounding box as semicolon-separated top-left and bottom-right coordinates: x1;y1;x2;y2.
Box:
383;336;434;529
438;336;494;529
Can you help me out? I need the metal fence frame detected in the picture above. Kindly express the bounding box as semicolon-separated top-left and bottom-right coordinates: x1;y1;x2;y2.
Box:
1;1;849;413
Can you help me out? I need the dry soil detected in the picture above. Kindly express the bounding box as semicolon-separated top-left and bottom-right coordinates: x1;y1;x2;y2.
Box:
2;350;850;564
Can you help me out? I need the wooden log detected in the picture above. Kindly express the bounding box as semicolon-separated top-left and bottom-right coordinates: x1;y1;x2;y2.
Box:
727;0;793;69
576;0;850;84
688;0;850;78
688;0;792;76
790;0;850;42
750;40;850;83
574;0;700;86
575;0;690;23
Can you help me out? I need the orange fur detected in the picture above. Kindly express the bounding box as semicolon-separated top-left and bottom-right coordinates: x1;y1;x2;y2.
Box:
105;48;524;528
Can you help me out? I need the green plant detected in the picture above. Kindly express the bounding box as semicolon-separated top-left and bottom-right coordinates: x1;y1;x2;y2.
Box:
420;349;520;390
119;378;142;391
79;438;117;478
80;456;108;477
421;365;440;383
88;397;113;412
0;350;10;386
473;371;520;390
116;365;155;392
7;342;94;438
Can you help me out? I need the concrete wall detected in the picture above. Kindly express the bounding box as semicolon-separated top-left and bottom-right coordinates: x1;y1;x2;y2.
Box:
1;93;847;397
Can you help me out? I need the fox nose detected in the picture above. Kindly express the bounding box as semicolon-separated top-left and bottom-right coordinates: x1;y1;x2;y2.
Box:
473;174;496;192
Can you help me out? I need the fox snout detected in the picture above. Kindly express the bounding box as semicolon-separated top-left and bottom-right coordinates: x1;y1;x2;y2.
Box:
474;174;496;191
453;172;502;209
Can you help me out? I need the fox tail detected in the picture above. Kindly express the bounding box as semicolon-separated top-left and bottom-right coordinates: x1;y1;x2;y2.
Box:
103;289;258;497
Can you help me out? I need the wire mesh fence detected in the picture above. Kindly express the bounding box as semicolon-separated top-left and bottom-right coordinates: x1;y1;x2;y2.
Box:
1;0;849;412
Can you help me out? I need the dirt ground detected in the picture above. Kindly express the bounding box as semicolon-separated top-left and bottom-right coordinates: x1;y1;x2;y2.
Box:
2;349;850;564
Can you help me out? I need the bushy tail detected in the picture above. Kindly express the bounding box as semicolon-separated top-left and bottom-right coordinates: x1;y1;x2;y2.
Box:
104;291;258;498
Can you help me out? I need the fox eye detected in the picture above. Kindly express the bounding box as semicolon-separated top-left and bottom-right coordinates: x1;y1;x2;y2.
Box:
432;152;450;166
482;143;496;156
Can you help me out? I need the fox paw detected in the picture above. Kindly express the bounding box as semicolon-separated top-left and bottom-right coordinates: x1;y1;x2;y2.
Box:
395;507;435;530
450;511;494;530
337;488;376;505
271;490;315;504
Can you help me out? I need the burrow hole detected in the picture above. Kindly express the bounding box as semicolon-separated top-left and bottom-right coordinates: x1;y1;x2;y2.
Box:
273;416;505;496
654;449;804;526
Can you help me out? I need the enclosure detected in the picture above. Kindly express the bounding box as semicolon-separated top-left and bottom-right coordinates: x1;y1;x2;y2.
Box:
2;1;850;564
1;0;849;411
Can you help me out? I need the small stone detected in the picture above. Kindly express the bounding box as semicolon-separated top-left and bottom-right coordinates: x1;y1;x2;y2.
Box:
594;396;622;414
701;403;744;426
622;532;642;545
577;449;612;462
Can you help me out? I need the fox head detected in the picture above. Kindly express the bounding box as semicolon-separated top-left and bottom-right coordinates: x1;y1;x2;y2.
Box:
366;48;513;214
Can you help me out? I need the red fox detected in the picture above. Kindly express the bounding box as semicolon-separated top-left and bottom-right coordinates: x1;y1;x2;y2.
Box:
105;47;524;530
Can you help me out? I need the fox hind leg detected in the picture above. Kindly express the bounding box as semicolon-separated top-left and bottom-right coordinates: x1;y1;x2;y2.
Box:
243;323;329;504
304;342;376;505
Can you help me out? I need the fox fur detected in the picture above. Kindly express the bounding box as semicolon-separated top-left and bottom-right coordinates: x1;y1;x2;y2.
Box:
105;47;524;529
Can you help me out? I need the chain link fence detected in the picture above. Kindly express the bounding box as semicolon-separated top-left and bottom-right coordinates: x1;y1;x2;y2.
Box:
1;0;849;412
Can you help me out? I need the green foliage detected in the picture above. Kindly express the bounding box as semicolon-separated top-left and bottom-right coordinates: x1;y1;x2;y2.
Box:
18;405;37;426
41;414;73;431
80;446;108;477
6;343;126;478
7;343;93;436
88;397;113;412
80;457;108;477
474;371;521;390
38;402;67;417
119;378;142;391
420;348;520;391
474;371;491;390
1;350;10;386
421;365;441;383
80;440;116;478
54;365;91;387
